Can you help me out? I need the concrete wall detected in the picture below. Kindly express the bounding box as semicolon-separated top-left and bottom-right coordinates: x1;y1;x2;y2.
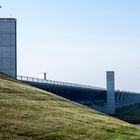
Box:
0;18;16;78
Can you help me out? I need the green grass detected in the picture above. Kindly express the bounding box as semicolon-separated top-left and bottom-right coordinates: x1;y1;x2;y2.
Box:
116;103;140;116
0;74;140;140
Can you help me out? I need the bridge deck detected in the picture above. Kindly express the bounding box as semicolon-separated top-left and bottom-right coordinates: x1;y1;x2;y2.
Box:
17;75;105;90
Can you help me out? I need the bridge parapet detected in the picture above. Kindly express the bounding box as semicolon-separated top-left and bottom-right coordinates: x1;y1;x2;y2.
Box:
17;75;105;90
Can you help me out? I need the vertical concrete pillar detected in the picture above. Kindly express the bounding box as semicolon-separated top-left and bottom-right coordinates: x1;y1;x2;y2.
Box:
0;18;17;78
106;71;115;114
43;73;47;80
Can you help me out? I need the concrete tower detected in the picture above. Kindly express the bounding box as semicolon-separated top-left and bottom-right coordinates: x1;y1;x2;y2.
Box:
106;71;115;114
0;18;17;78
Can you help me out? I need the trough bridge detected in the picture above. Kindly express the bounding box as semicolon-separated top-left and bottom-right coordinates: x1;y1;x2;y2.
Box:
17;71;140;115
0;18;139;115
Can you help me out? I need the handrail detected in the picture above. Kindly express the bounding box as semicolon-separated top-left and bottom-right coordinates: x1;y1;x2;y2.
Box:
17;75;105;90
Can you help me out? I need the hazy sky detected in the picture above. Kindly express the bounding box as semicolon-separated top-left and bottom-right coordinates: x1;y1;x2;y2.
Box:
1;0;140;92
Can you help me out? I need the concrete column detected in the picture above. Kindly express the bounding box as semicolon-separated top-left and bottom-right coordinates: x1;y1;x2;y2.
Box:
0;18;17;78
43;73;47;80
106;71;115;114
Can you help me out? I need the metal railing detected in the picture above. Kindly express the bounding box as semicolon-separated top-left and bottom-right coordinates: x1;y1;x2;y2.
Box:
17;75;105;90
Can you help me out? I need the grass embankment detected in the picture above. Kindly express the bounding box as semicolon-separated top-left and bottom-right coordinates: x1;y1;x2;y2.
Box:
0;74;140;140
116;104;140;123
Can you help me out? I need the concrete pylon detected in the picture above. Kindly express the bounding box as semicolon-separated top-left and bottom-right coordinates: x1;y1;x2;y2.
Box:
43;73;47;80
106;71;115;114
0;18;17;78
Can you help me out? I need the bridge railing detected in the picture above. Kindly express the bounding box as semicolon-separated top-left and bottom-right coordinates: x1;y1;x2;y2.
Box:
17;75;105;90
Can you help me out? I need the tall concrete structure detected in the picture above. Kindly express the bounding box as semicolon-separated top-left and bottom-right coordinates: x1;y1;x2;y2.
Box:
0;18;17;78
106;71;115;114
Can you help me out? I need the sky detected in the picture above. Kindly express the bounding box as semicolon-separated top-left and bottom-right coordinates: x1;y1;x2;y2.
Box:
0;0;140;92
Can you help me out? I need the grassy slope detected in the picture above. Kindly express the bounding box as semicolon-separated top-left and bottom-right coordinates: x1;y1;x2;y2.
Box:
116;104;140;123
0;74;140;140
116;103;140;116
